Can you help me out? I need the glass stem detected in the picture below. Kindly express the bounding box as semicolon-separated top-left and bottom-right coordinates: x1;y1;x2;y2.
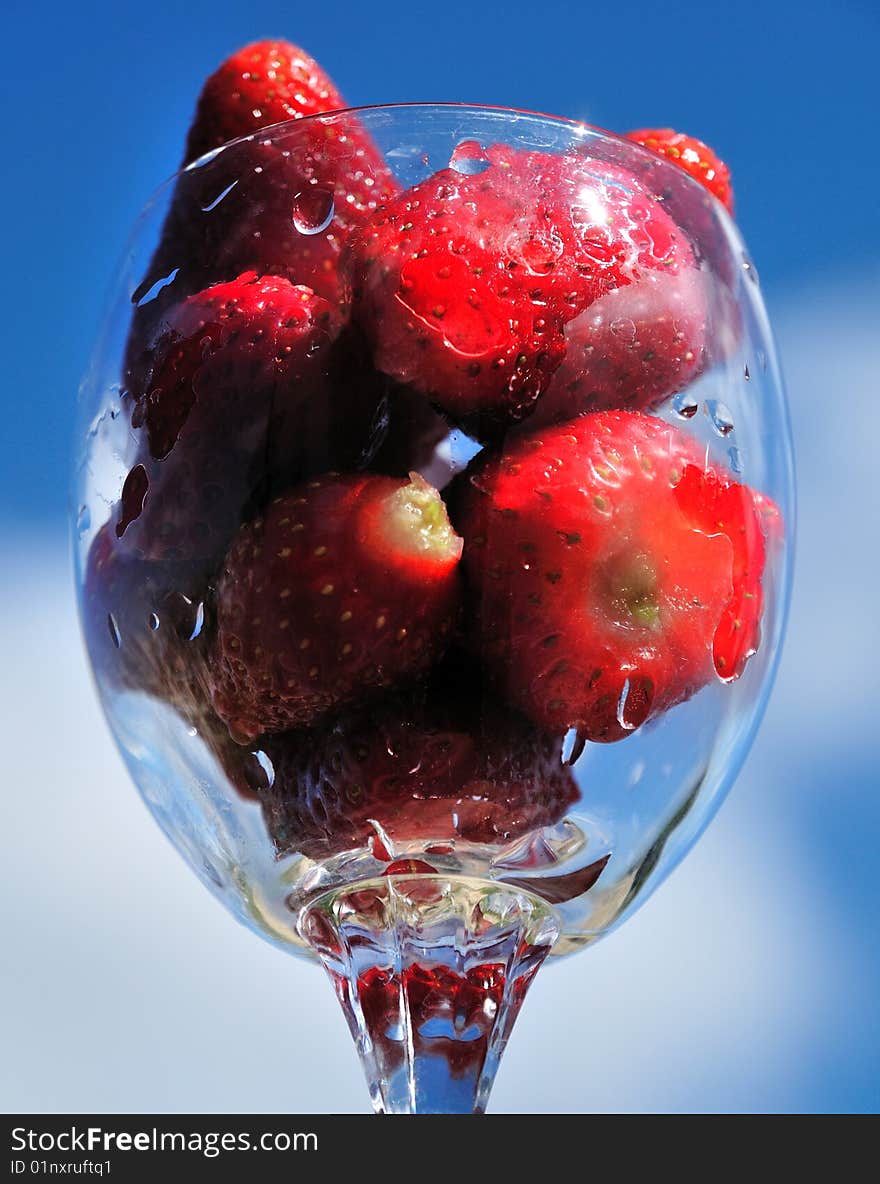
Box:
300;875;558;1114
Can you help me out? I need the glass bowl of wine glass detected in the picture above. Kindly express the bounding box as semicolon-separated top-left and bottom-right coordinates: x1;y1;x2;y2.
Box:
73;101;794;1114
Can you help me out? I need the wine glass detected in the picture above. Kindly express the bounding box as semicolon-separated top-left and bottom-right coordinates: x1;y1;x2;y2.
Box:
72;104;794;1114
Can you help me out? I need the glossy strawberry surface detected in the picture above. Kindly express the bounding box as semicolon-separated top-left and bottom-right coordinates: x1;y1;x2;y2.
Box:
350;146;703;434
455;410;768;741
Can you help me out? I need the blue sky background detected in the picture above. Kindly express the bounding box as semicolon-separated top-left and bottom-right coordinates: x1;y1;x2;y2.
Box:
1;0;878;528
1;0;878;1113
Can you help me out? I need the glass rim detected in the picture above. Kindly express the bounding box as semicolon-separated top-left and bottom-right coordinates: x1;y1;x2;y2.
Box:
148;101;719;208
182;100;600;167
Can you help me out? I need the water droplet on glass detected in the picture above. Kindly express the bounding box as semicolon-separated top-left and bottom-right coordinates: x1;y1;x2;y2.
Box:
132;268;179;307
741;255;759;284
616;676;653;732
187;726;198;738
449;139;491;176
707;399;735;436
107;613;121;649
673;392;699;419
728;445;743;474
254;749;276;788
292;188;335;236
506;223;563;275
743;362;751;381
561;727;587;767
188;601;206;641
149;612;160;631
616;679;636;732
758;348;768;373
610;317;637;341
201;179;239;212
76;505;91;536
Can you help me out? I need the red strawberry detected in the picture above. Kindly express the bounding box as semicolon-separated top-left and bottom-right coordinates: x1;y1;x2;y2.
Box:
672;464;768;681
251;686;579;860
128;40;396;353
208;472;463;741
81;522;211;704
183;39;351;162
349;145;703;433
626;128;734;213
455;411;770;743
118;273;379;570
623;127;738;316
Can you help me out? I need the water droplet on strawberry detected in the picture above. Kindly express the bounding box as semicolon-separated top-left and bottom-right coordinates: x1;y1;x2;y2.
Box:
292;188;335;236
728;446;743;474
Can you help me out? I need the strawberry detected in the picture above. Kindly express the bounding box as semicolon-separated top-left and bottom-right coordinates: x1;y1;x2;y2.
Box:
349;145;703;434
623;127;737;312
118;273;379;570
455;411;770;743
208;472;463;741
626;128;734;213
183;39;352;162
81;522;211;705
128;40;396;353
528;265;707;428
251;685;579;860
673;464;767;681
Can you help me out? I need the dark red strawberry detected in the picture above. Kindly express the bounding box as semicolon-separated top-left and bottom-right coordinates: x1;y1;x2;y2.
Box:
127;40;397;360
251;688;579;860
455;411;770;743
528;265;707;427
118;273;380;570
349;145;703;434
626;128;734;213
208;472;463;741
81;521;211;705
